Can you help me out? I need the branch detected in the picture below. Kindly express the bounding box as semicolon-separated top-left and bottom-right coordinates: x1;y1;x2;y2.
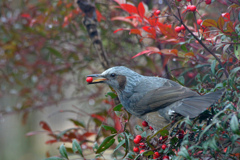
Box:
77;0;109;69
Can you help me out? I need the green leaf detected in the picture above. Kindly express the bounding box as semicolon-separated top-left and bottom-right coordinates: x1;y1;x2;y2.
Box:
102;125;117;134
230;114;239;134
106;92;117;99
181;44;188;52
211;60;216;75
113;139;125;153
234;44;240;60
72;139;83;157
96;135;116;153
135;125;143;131
59;144;68;159
203;19;218;28
209;137;219;151
177;76;185;85
47;47;62;58
113;104;123;111
69;119;85;128
178;146;190;159
44;157;65;160
142;150;154;156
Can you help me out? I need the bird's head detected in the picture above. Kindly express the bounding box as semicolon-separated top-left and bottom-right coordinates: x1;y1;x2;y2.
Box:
87;66;142;93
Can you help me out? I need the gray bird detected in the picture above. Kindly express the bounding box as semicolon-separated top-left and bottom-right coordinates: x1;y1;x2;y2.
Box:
87;66;223;129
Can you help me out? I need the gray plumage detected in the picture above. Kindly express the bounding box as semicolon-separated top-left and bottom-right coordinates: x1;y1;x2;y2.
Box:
88;66;224;129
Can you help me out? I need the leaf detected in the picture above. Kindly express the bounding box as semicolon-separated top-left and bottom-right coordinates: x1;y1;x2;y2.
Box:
59;144;68;159
68;119;85;128
113;28;125;33
202;19;218;28
222;13;230;22
44;157;65;160
113;139;125;153
102;125;117;134
209;137;219;151
211;60;216;75
217;15;225;31
96;135;116;153
230;114;239;134
113;104;123;111
72;139;83;157
234;44;240;60
178;146;190;159
39;121;52;132
47;47;62;58
130;29;142;36
91;114;106;122
137;2;145;18
121;4;138;14
111;16;136;26
177;76;185;85
106;92;117;99
96;9;106;22
185;52;195;57
160;49;178;56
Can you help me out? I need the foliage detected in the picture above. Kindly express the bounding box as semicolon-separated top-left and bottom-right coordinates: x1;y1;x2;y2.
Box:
1;0;240;159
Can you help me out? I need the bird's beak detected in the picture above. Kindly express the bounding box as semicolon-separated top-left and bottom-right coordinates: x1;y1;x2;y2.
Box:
87;74;107;84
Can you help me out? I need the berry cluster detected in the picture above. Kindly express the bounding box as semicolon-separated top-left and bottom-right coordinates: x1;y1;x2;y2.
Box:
132;121;187;159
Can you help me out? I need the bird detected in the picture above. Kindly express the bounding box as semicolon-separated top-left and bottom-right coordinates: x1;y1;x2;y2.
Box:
87;66;224;129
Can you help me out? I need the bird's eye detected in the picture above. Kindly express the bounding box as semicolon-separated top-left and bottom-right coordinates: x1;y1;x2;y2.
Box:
110;73;116;77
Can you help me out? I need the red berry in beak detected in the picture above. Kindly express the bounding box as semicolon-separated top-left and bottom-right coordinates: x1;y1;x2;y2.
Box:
86;77;93;83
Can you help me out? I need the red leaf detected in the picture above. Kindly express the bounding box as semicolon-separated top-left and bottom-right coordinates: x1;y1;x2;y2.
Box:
160;49;178;56
39;121;52;132
138;2;145;18
111;16;136;27
222;13;230;22
202;19;218;28
185;52;195;57
45;139;57;144
113;28;125;33
96;9;106;22
132;50;151;59
130;29;142;36
91;114;106;122
82;132;95;137
21;13;31;19
26;131;46;136
121;4;138;14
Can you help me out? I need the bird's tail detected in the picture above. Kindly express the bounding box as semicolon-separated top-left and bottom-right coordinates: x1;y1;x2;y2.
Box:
173;89;225;118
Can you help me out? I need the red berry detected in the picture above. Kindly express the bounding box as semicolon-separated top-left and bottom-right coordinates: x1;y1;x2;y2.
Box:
205;0;211;4
134;138;141;144
175;26;181;33
149;126;153;130
155;10;161;15
159;135;168;141
162;144;167;150
133;147;139;152
154;152;160;158
86;77;93;83
180;25;186;31
197;19;203;25
140;150;145;154
135;135;142;140
189;5;196;12
142;121;148;127
187;72;195;78
139;142;145;149
163;155;169;160
187;5;191;10
187;0;191;1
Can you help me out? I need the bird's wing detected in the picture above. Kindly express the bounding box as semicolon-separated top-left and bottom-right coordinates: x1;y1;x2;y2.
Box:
170;89;224;118
132;82;199;115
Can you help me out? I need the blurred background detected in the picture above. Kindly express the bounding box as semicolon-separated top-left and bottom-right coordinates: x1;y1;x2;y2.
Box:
0;0;231;159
